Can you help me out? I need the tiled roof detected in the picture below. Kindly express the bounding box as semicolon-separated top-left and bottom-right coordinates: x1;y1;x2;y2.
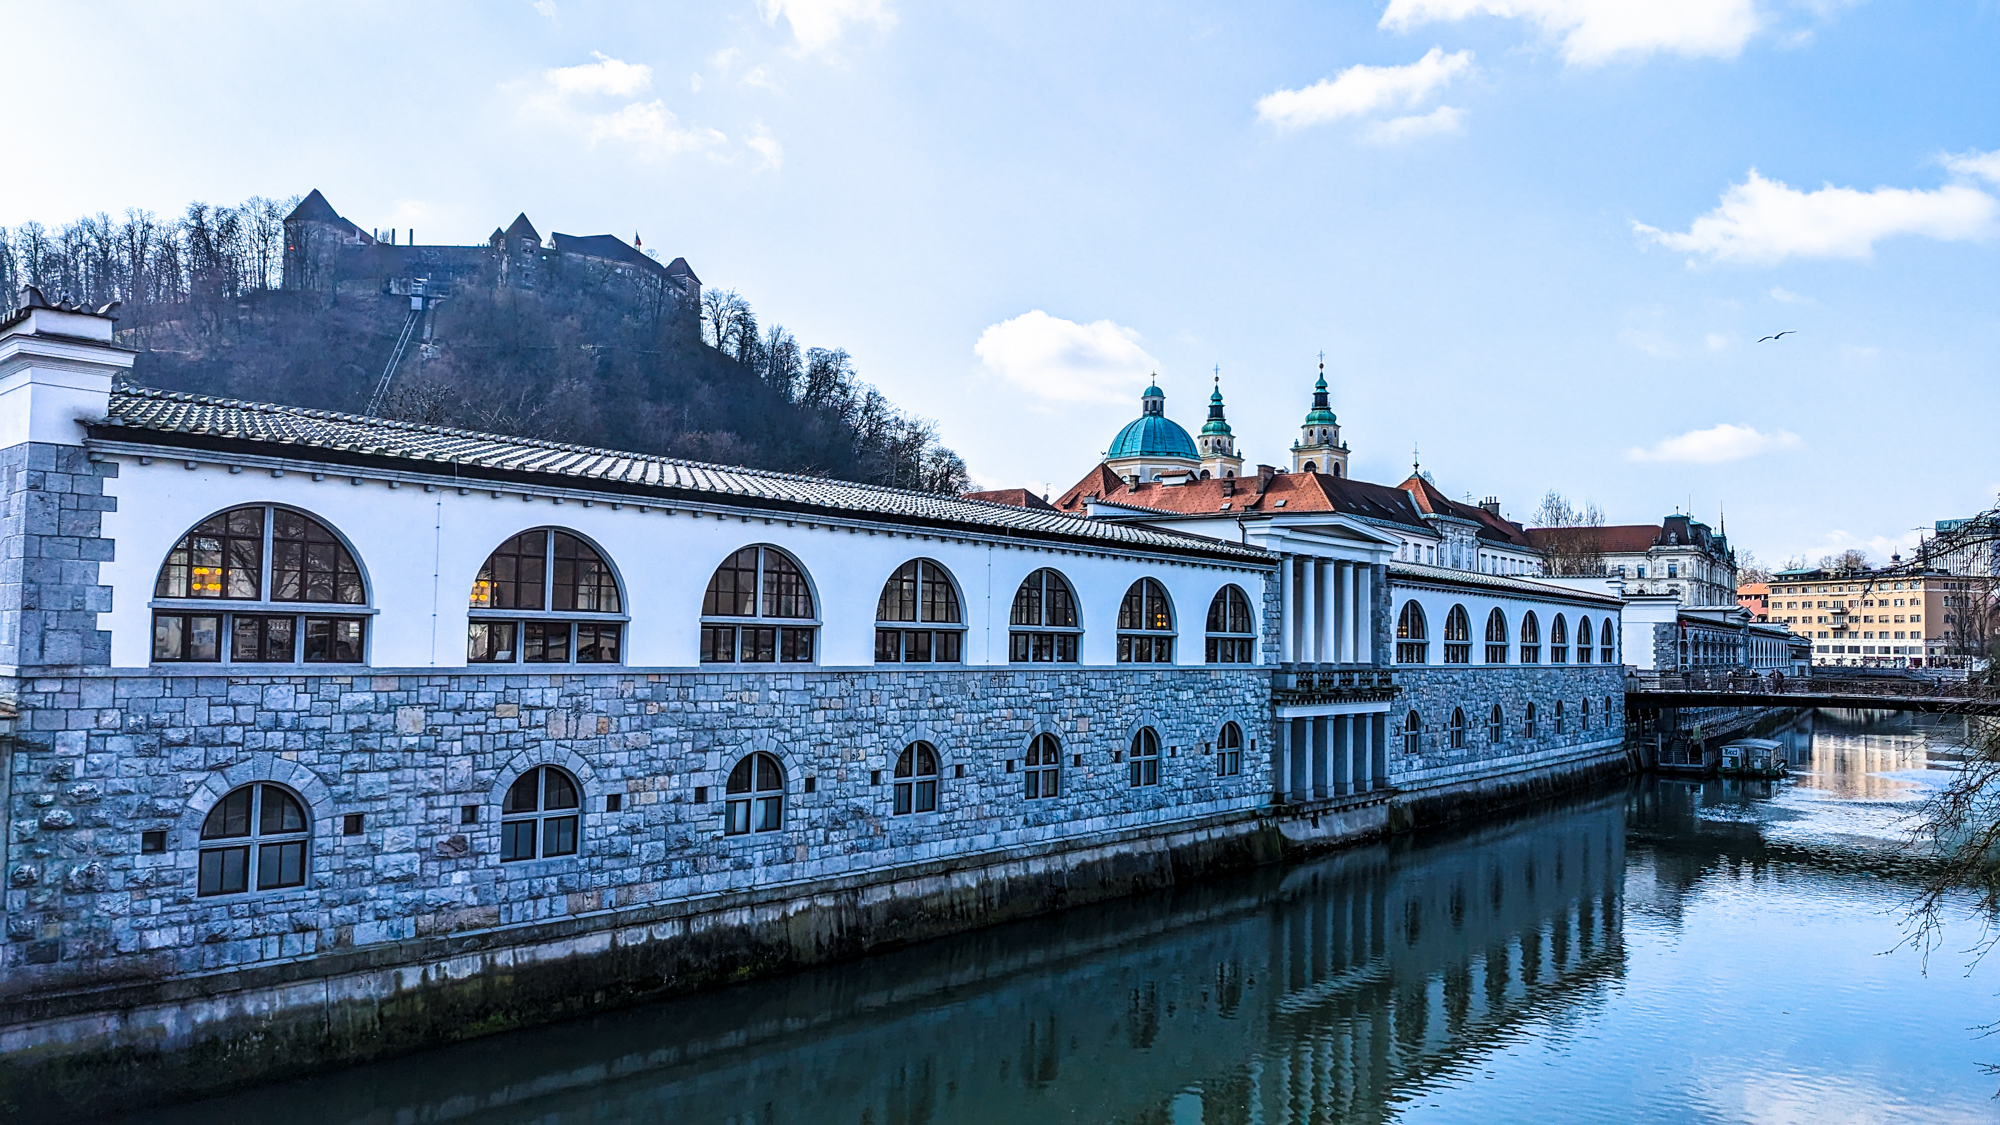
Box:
962;488;1054;511
94;387;1270;563
551;233;667;277
1388;562;1626;607
1526;524;1663;554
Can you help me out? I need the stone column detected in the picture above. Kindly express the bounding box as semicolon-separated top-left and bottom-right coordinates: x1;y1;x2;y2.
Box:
1331;561;1348;664
1352;714;1371;791
1279;556;1295;664
1355;564;1374;664
1299;558;1318;664
1290;716;1310;802
1273;718;1291;802
1332;714;1353;795
1371;711;1389;788
1310;716;1329;799
1317;560;1336;664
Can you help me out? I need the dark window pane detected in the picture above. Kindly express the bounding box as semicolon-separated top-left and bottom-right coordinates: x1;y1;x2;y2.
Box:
468;620;517;663
198;846;249;895
700;626;737;664
725;799;751;835
257;840;307;889
876;629;901;662
304;617;365;663
500;819;538;861
543;769;579;810
576;623;621;663
878;560;918;623
504;769;542;814
780;627;813;663
523;621;571;663
743;627;777;663
551;533;620;613
755;754;784;792
893;782;912;815
474;532;547;610
914;779;936;813
203;788;252;838
703;547;760;617
903;630;932;663
187;616;221;662
543;815;578;857
935;631;962;662
1010;575;1043;626
259;785;306;833
727;757;754;793
762;550;813;618
921;562;960;624
754;794;783;832
272;511;364;604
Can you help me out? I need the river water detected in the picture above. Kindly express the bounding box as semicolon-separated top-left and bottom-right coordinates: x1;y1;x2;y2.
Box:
128;710;2000;1124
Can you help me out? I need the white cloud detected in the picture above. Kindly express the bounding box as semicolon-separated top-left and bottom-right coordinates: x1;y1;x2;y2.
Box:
1620;328;1677;358
545;53;653;98
1634;169;1999;265
585;101;728;158
1365;105;1466;143
710;48;742;72
1380;0;1761;66
743;65;781;92
531;0;559;25
1943;148;2000;186
527;53;733;162
974;311;1161;406
746;123;783;171
758;0;895;54
1705;332;1728;350
1768;286;1810;303
1626;423;1801;463
1257;47;1471;129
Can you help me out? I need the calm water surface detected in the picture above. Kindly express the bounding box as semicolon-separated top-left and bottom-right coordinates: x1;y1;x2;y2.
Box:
130;711;2000;1124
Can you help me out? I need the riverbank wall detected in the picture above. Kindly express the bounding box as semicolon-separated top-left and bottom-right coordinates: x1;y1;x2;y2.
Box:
0;665;1626;1119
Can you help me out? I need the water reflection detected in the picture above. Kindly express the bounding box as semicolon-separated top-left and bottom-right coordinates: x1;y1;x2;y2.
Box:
125;711;1995;1124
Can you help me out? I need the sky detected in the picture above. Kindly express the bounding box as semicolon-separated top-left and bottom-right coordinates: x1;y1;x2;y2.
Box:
3;0;1997;570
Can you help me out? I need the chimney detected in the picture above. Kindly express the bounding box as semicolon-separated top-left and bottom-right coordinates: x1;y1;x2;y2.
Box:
1480;496;1501;516
1256;464;1275;492
0;287;130;448
1222;477;1236;497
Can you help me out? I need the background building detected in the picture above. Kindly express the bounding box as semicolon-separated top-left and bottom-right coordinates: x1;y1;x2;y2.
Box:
1526;516;1736;607
1763;566;1978;667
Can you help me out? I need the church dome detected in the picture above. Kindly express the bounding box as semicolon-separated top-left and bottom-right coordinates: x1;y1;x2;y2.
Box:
1107;382;1198;460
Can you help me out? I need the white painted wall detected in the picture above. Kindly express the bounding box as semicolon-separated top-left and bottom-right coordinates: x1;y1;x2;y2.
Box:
1386;580;1623;667
96;455;1270;670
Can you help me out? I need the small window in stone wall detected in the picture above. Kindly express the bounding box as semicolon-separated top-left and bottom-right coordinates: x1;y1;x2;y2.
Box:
1129;728;1161;787
1216;722;1243;776
1449;707;1467;749
1554;700;1566;735
1524;702;1538;738
1024;734;1062;798
894;742;940;815
725;753;786;834
1488;704;1505;743
1402;710;1422;755
198;783;309;896
500;766;581;861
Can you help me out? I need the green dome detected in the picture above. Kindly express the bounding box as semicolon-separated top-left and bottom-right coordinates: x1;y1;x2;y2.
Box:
1303;371;1337;426
1108;414;1199;459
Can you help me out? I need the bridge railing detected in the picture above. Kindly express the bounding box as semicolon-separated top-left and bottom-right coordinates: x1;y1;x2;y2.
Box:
1629;668;1987;700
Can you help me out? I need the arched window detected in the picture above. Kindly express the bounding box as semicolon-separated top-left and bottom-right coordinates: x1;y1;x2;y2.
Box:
1605;695;1617;729
470;530;624;665
1118;579;1175;663
1396;601;1428;664
1489;704;1505;743
198;783;309;896
1402;710;1422;754
1024;733;1061;798
1519;612;1541;664
699;546;815;664
501;766;580;861
154;506;369;665
1555;700;1566;735
1010;569;1080;663
1484;608;1509;664
1205;585;1256;664
1129;727;1161;786
1442;605;1471;664
893;742;939;815
1576;617;1594;664
1302;461;1318;473
1580;698;1591;729
1600;622;1616;665
1524;702;1538;738
1550;614;1569;664
725;753;786;834
1449;707;1467;749
875;559;963;664
1216;722;1243;776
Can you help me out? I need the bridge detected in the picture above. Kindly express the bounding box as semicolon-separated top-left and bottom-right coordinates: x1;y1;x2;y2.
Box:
1626;671;2000;716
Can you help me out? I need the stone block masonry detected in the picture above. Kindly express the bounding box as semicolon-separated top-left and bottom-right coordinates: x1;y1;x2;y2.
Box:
0;445;114;673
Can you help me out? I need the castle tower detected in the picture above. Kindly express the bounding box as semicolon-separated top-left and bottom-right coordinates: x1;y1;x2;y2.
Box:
1290;358;1349;477
1197;377;1242;479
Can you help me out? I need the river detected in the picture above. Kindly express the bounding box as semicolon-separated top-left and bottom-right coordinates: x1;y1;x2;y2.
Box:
120;710;1998;1124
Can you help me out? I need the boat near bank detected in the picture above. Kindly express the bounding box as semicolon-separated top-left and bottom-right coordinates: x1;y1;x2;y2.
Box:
1719;738;1788;779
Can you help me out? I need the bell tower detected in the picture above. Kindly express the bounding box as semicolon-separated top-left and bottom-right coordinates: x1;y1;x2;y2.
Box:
1290;356;1349;477
1197;375;1243;479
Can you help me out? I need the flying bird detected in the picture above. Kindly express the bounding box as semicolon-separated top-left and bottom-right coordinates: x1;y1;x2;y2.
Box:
1757;331;1795;343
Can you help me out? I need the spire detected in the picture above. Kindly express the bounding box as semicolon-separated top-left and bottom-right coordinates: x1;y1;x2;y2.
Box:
1141;376;1165;417
1303;354;1336;425
1201;372;1232;436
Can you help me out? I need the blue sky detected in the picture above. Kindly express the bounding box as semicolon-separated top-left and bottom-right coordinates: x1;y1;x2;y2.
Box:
5;0;1997;568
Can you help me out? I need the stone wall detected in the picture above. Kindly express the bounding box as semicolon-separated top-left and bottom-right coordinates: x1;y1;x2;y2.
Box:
0;445;114;672
1388;663;1629;791
0;665;1269;993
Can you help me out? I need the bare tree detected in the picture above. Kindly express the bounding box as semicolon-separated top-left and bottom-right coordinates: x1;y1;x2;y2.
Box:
700;287;750;350
1531;490;1607;576
1819;548;1869;571
1736;550;1773;585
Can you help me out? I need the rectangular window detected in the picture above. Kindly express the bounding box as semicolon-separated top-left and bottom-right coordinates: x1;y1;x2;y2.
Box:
500;819;538;861
755;794;784;832
304;617;366;663
542;815;578;857
153;613;222;662
724;798;752;835
1443;643;1470;664
1550;646;1568;664
1520;645;1539;663
230;615;296;663
256;840;307;889
876;628;902;662
141;830;167;853
575;623;621;663
741;626;778;662
934;630;962;662
197;845;249;896
700;625;736;663
522;621;572;663
1485;644;1508;664
780;626;814;663
469;620;518;663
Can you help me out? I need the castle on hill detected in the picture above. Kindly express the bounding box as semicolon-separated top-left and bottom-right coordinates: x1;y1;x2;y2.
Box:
280;189;701;316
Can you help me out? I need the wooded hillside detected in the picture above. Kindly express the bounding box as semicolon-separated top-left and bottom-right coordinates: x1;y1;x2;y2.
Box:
0;197;969;493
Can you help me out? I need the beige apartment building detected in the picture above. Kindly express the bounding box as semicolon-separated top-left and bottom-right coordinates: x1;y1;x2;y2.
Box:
1766;566;1979;667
